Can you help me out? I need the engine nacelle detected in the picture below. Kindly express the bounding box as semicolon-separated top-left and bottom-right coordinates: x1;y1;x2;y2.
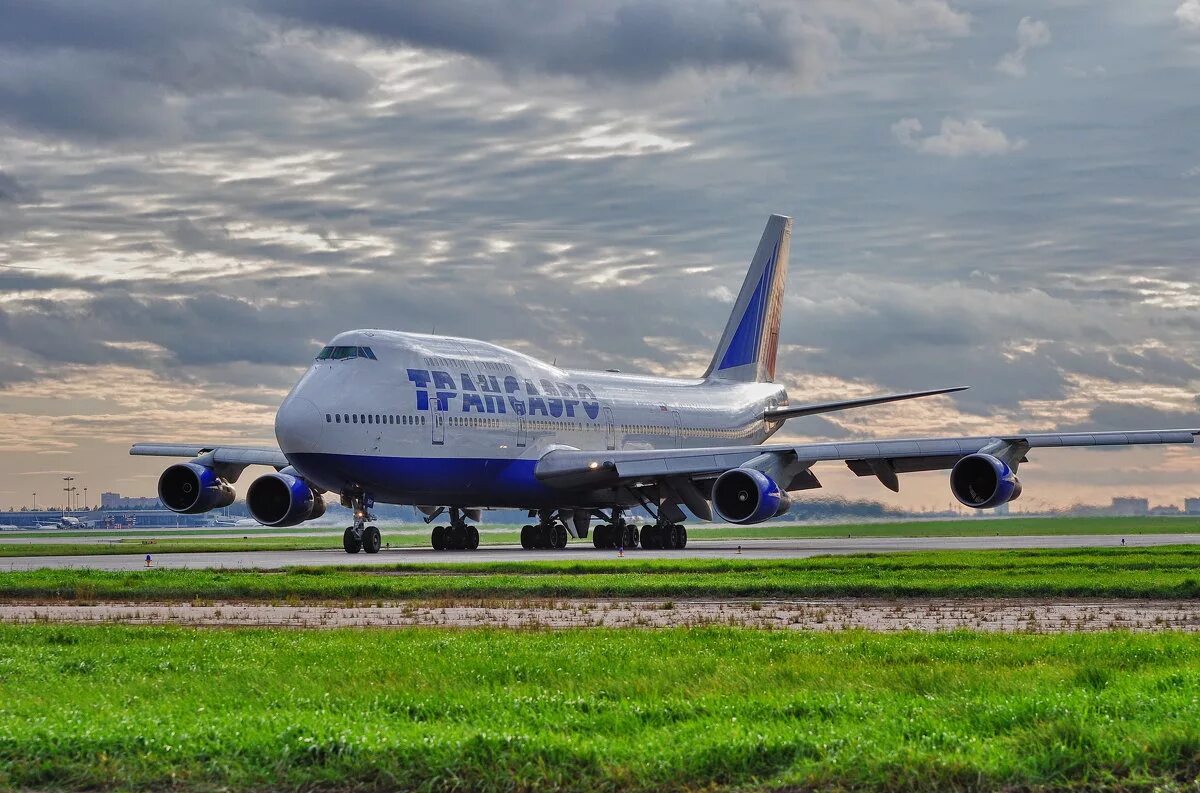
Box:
950;453;1023;509
158;463;236;514
711;468;792;524
246;472;326;527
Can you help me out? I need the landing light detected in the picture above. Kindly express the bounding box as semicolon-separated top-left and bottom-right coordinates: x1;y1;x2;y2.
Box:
588;461;599;469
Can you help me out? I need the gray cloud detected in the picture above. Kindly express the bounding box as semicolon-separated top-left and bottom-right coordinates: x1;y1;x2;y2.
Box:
0;0;1198;507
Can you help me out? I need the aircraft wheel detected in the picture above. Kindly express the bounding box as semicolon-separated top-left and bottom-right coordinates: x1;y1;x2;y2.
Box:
641;526;658;550
520;525;534;549
678;525;688;549
343;527;362;554
622;524;638;549
466;525;480;550
536;523;553;549
669;524;683;550
362;525;382;554
552;524;568;549
592;524;607;549
448;524;465;550
432;525;447;551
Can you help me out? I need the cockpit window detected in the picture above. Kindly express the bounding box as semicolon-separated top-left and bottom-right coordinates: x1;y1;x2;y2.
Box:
318;345;376;361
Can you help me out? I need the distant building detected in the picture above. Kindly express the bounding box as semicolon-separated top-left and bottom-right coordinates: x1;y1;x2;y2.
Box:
1149;504;1182;516
100;492;162;509
1110;497;1149;516
1185;498;1200;515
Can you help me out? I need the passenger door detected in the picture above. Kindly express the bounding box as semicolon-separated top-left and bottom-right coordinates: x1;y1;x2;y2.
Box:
604;407;616;451
516;415;528;448
431;400;445;446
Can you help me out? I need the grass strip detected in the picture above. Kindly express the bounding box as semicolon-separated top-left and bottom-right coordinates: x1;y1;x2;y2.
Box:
1;546;1199;601
0;625;1198;791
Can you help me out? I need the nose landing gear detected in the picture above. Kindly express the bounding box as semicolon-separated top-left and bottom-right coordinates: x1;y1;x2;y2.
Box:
342;492;381;554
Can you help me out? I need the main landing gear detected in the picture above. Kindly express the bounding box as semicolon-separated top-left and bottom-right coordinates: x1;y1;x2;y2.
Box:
592;508;688;550
640;520;688;550
343;493;381;554
431;507;480;551
520;509;569;550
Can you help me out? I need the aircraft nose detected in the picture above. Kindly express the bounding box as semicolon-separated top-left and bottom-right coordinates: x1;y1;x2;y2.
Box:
275;396;324;454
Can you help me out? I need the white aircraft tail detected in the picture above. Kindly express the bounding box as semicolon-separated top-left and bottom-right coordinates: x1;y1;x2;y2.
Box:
703;214;791;383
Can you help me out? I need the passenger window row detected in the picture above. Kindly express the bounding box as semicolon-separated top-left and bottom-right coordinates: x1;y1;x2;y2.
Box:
326;413;425;425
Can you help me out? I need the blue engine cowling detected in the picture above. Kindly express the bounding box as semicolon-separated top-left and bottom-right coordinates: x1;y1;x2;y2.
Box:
950;453;1023;509
246;472;326;527
711;468;792;524
158;463;236;514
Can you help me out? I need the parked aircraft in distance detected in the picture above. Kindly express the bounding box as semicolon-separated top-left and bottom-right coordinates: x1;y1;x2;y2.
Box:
35;516;90;530
132;215;1199;554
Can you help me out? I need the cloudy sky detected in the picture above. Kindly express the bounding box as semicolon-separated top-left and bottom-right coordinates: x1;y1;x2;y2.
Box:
1;0;1198;512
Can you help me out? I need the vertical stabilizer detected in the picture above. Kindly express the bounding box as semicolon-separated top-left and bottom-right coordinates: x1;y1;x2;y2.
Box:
703;214;791;382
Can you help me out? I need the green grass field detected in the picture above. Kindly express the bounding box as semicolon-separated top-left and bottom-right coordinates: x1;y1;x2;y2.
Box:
3;546;1199;602
0;625;1197;792
1;516;1196;557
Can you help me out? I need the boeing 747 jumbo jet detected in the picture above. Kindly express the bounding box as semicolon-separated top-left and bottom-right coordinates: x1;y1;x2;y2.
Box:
132;216;1199;553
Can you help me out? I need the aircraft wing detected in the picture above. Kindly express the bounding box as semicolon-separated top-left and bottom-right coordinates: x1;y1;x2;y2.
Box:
130;443;289;469
534;429;1200;494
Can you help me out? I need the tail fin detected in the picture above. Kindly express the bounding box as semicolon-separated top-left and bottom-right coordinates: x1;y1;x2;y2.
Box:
703;214;791;383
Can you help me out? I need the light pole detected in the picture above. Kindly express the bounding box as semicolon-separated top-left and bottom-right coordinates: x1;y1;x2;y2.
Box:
62;476;75;515
83;487;88;511
32;492;36;510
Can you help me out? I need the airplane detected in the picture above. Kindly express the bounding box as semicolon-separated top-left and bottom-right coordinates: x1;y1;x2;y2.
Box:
131;215;1199;554
35;516;89;530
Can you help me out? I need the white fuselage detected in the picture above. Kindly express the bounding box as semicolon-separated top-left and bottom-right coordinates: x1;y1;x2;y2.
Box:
275;330;787;509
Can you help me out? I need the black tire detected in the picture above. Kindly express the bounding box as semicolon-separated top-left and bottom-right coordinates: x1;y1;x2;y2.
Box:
625;524;639;549
678;525;688;549
553;524;568;549
466;525;480;550
669;523;683;550
593;524;607;549
432;525;447;551
642;526;658;550
448;524;465;550
520;525;534;549
536;523;553;549
363;525;382;554
343;527;362;554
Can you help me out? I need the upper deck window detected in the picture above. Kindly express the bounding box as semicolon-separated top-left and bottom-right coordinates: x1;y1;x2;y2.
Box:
317;345;377;361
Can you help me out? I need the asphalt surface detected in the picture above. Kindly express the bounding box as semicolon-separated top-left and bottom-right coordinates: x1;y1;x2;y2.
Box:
0;533;1196;571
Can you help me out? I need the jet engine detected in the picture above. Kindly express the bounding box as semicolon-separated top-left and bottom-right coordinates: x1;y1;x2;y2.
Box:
950;453;1023;509
158;462;236;514
246;472;326;527
711;468;792;524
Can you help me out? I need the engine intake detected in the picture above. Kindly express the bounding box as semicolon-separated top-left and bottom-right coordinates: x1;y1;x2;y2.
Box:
950;453;1023;509
711;468;791;524
158;463;236;514
247;472;326;527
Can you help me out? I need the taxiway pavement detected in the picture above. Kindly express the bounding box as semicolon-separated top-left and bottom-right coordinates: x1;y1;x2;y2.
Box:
0;533;1195;571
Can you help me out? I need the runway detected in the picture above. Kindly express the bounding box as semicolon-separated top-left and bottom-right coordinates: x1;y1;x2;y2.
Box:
1;533;1196;571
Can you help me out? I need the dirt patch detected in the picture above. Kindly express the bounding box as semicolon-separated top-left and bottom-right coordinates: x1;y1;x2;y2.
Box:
2;598;1199;631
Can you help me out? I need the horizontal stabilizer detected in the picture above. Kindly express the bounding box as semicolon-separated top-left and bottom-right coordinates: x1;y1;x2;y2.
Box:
763;386;969;422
